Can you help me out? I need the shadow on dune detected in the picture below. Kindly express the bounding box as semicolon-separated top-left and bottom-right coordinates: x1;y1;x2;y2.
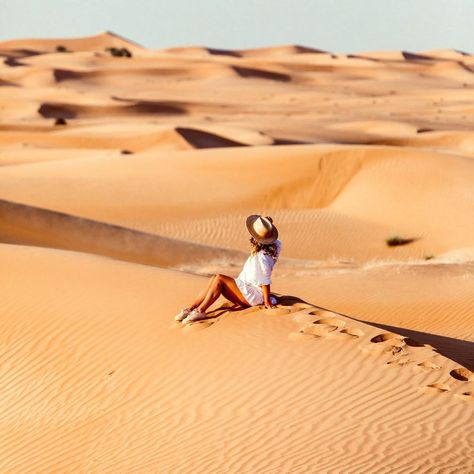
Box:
175;127;248;148
1;49;41;67
402;51;436;62
4;57;28;67
358;321;474;372
346;54;382;62
38;103;77;119
0;79;18;87
310;302;474;371
38;99;187;119
53;68;85;82
207;48;242;58
232;66;291;82
457;61;474;73
272;137;313;145
292;45;329;54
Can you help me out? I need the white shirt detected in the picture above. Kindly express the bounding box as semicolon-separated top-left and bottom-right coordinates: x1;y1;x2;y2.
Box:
237;239;281;286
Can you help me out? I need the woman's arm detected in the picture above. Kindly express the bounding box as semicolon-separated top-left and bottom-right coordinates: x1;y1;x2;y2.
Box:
260;284;275;309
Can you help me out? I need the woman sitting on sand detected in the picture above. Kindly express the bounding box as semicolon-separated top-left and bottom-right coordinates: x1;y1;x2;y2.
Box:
175;215;281;324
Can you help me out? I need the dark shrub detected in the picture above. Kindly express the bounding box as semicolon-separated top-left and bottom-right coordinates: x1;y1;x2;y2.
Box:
106;47;132;58
385;236;417;247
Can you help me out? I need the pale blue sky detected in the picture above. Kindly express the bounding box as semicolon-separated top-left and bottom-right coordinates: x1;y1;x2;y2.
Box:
1;0;473;53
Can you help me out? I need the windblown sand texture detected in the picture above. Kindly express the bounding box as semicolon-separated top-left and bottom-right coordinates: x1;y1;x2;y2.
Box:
0;32;473;473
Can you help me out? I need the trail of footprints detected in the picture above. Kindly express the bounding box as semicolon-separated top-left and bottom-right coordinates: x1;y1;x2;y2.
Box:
175;301;473;401
287;306;474;402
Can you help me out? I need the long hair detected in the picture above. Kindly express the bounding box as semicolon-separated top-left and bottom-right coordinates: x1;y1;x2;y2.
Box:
249;236;278;260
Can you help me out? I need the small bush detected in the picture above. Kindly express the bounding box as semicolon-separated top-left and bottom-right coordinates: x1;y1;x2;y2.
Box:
54;118;68;126
121;149;134;155
424;254;435;260
56;45;69;53
385;236;416;247
106;47;132;58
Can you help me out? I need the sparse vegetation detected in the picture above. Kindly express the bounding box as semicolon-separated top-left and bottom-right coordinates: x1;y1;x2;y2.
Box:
385;236;417;247
121;149;134;155
56;45;69;53
424;254;435;260
54;118;67;126
105;47;132;58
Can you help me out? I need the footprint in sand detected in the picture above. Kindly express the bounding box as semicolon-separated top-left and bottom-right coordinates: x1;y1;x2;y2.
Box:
290;302;314;311
403;337;427;348
455;391;474;401
414;360;442;372
261;307;293;316
449;368;474;382
386;356;413;367
360;332;407;356
290;311;365;343
288;311;473;402
181;319;216;331
340;327;365;338
370;332;405;344
419;367;474;400
298;317;347;338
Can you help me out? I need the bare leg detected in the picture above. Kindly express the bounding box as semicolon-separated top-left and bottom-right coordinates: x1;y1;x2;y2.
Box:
197;274;250;313
188;274;218;310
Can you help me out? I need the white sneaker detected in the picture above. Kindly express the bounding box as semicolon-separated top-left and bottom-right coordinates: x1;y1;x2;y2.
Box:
182;309;208;324
175;307;192;322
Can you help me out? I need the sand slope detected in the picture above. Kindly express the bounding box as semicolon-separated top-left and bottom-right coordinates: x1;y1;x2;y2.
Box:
0;33;473;472
1;244;473;473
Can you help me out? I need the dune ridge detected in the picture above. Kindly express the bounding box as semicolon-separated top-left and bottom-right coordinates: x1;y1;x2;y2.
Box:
0;198;245;268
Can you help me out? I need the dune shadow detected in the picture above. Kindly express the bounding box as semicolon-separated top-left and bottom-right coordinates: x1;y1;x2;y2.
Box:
175;127;248;149
207;48;242;58
232;66;291;82
458;61;474;73
37;99;187;119
272;138;313;145
4;57;28;67
308;303;474;371
38;103;77;119
402;51;436;62
357;321;474;371
54;68;85;82
0;79;19;87
346;54;381;62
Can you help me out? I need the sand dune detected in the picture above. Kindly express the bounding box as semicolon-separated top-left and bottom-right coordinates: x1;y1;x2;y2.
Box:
0;31;143;54
0;33;473;472
1;243;472;472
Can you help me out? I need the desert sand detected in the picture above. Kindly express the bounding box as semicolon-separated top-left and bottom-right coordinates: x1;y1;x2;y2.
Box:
0;32;473;473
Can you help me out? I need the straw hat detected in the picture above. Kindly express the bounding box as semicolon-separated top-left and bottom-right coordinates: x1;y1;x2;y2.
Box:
246;215;278;244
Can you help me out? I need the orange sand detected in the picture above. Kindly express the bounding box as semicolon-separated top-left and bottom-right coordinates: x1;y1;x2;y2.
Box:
0;33;473;472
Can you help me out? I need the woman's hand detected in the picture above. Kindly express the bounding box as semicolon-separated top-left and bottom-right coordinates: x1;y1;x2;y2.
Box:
261;284;275;309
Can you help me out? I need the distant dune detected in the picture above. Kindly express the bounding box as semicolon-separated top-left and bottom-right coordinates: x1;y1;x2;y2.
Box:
0;32;473;473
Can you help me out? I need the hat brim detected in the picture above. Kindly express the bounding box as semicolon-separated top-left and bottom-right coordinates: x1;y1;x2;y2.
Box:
246;214;278;244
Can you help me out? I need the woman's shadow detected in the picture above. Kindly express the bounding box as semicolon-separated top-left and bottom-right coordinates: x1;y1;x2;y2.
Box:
203;293;311;320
